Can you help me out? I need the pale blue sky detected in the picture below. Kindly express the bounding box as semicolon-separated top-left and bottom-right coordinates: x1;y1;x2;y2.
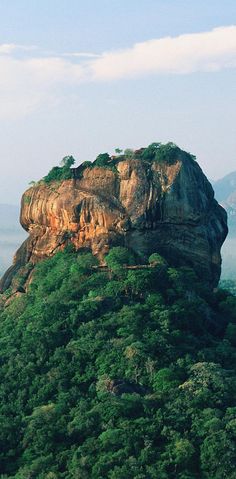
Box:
0;0;235;204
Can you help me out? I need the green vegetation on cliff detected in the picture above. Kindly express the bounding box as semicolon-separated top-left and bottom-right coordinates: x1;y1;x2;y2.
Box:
43;156;76;183
139;142;196;164
41;142;195;184
0;247;236;478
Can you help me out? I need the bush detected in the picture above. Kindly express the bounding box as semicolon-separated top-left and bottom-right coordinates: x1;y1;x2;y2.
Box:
43;156;75;183
94;153;111;167
149;253;168;267
105;247;135;271
141;142;195;165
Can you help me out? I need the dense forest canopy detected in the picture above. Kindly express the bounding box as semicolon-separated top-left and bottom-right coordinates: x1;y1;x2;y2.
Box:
0;246;236;477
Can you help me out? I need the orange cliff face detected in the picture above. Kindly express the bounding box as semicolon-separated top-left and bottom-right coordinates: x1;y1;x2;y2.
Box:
0;156;228;292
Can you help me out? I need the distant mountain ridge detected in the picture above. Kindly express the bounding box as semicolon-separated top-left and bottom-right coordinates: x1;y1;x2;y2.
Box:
213;171;236;202
213;171;236;279
214;171;236;236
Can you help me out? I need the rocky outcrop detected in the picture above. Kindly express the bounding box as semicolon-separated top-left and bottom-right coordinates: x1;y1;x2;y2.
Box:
0;154;228;292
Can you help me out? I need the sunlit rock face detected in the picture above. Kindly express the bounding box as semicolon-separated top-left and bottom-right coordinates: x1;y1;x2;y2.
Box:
0;156;228;291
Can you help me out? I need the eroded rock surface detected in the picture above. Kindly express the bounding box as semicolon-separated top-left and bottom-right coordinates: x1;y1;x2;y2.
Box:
0;156;228;291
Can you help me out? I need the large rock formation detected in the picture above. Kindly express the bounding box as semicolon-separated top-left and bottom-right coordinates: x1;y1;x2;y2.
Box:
0;153;228;292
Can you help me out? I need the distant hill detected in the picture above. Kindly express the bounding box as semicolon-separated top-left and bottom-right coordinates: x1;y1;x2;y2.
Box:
213;171;236;202
0;204;27;276
214;171;236;235
214;171;236;279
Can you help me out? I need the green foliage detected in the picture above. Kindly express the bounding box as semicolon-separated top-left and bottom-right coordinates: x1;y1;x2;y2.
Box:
88;142;196;174
43;155;75;184
23;195;31;205
124;148;135;159
38;142;196;186
94;153;111;167
60;156;75;168
105;246;135;271
149;253;167;266
92;152;119;173
153;367;179;394
141;142;195;165
140;142;161;161
0;247;235;477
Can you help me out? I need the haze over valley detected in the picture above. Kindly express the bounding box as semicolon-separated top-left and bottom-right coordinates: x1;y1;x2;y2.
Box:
0;204;26;276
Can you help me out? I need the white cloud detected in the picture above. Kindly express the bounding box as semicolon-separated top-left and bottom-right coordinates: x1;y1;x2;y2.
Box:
0;25;235;119
90;25;236;80
0;43;37;54
0;44;19;54
62;52;100;58
0;54;85;119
